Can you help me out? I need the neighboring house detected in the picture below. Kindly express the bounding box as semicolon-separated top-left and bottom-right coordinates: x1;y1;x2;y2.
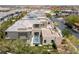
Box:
5;10;63;47
0;9;22;24
57;10;79;16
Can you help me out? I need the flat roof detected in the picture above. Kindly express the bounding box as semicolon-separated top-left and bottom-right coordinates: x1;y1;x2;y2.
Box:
5;10;48;32
27;10;46;18
42;28;54;40
5;19;43;32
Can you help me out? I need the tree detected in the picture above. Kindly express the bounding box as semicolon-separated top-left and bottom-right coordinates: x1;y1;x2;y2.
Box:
54;10;60;14
65;15;79;25
46;13;52;18
62;29;71;37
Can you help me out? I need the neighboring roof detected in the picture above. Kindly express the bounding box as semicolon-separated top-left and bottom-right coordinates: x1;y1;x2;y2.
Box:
61;10;79;13
61;10;73;12
27;10;46;18
5;19;43;32
0;7;10;10
0;9;23;19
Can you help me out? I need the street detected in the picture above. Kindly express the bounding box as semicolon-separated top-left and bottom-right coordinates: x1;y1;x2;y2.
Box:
51;17;79;39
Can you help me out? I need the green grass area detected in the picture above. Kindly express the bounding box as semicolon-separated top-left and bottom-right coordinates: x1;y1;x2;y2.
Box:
61;38;78;54
53;22;60;26
65;15;79;25
46;13;52;18
62;29;79;47
67;35;79;49
61;28;79;53
0;39;58;54
62;15;79;50
62;29;79;53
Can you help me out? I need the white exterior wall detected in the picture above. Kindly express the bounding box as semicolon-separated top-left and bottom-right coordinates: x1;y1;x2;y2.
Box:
42;37;53;45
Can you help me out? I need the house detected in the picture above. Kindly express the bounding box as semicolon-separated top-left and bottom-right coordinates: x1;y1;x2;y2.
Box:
5;18;62;47
59;10;79;16
0;9;22;24
5;10;62;47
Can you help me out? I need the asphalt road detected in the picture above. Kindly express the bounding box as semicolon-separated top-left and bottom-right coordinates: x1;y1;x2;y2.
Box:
51;17;79;39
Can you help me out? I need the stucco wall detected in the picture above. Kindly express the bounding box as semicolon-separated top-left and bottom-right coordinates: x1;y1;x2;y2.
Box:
42;37;53;45
7;32;18;39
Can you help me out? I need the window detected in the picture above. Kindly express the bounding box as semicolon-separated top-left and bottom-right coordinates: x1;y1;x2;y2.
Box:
29;32;31;34
51;40;54;43
44;40;46;43
48;22;50;24
5;32;7;35
43;24;45;26
34;32;39;36
34;24;39;28
19;32;28;37
28;27;32;29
